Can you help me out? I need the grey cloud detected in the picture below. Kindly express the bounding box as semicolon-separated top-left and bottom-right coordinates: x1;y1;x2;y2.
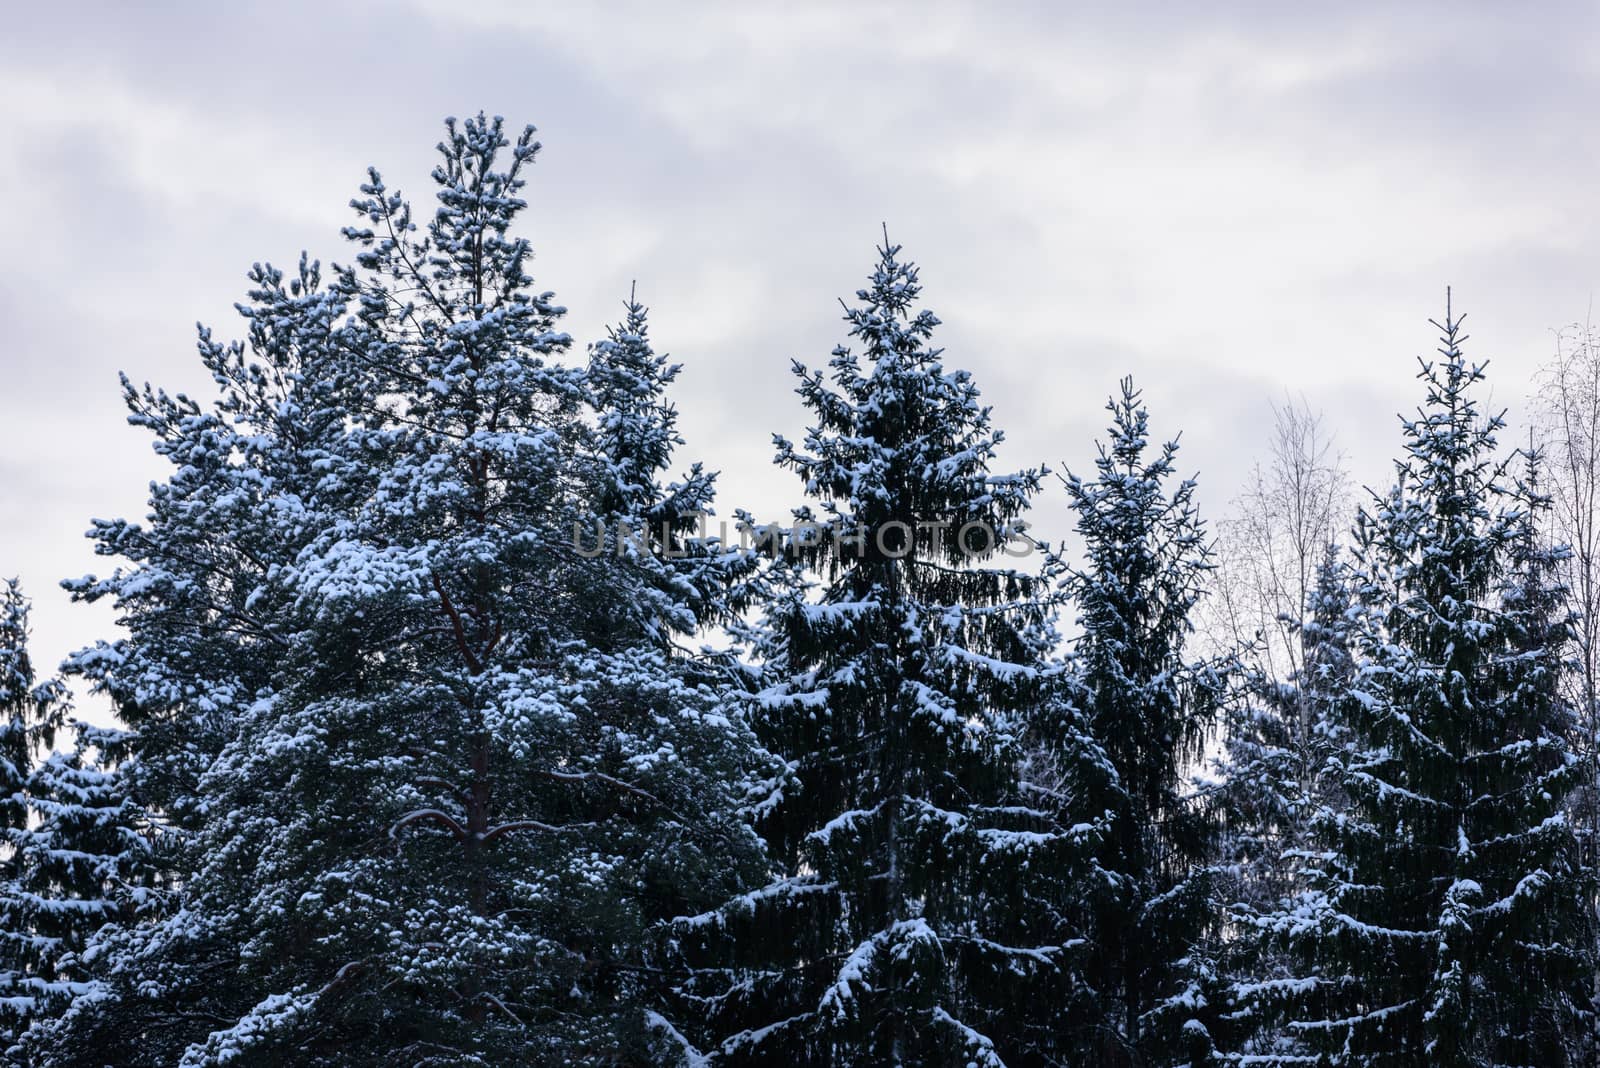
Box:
3;2;1598;720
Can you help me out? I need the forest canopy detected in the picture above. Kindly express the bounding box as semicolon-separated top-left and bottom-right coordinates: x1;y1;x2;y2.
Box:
1;115;1597;1068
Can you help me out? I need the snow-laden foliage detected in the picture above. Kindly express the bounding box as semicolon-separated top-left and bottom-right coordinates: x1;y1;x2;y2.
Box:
1231;300;1597;1067
672;239;1087;1065
0;581;147;1059
1206;402;1354;927
1207;544;1358;1058
16;112;1600;1066
1212;544;1356;916
40;115;769;1067
1033;380;1228;1066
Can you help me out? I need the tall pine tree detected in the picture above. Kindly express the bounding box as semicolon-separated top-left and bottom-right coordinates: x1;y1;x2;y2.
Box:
44;115;768;1067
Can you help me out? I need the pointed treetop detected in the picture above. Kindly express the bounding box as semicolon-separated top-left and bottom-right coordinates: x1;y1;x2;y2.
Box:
851;231;932;329
0;578;31;710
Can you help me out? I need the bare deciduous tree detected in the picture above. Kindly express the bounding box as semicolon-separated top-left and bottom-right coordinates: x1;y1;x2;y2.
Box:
1206;396;1350;909
1533;322;1600;921
1209;395;1350;697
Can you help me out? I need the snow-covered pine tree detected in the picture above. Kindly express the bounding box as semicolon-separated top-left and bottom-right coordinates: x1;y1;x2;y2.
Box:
674;238;1079;1065
0;581;146;1056
38;249;378;1066
60;250;351;837
45;248;362;1066
1052;379;1227;1066
1240;299;1596;1067
44;115;768;1067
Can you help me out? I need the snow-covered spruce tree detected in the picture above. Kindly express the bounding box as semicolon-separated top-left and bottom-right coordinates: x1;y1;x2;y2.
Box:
44;115;768;1067
1297;544;1357;753
1052;379;1227;1066
584;287;738;633
674;239;1080;1065
1212;544;1358;1067
1243;541;1359;885
0;581;146;1055
1239;301;1596;1067
0;578;71;1046
1203;537;1356;1004
1210;542;1357;931
0;578;63;1044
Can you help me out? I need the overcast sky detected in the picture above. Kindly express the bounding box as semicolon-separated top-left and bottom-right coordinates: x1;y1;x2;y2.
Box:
3;2;1599;719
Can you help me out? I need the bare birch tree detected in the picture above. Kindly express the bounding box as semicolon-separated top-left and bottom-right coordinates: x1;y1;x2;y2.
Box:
1210;396;1350;691
1533;323;1600;945
1208;395;1350;907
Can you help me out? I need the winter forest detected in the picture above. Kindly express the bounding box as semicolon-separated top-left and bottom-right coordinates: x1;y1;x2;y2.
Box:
5;113;1600;1067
